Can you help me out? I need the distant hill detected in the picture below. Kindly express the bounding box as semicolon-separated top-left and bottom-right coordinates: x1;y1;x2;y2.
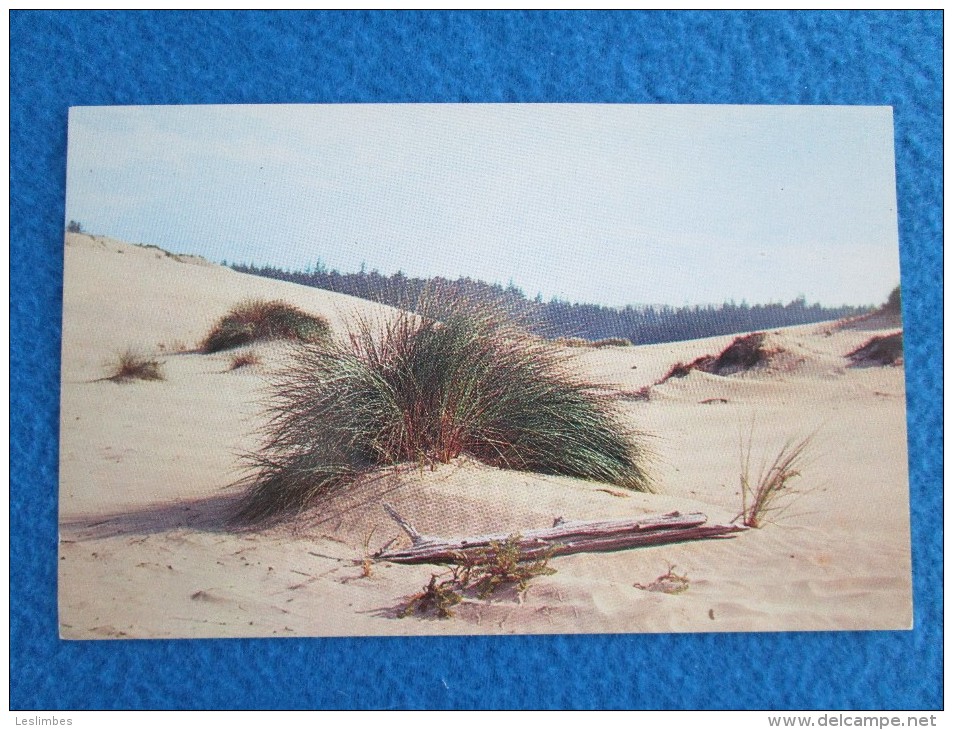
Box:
228;261;871;345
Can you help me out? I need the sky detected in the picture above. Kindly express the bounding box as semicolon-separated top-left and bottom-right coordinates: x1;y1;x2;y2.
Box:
65;104;901;308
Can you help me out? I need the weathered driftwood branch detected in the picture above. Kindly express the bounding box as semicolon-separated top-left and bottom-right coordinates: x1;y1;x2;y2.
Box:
376;502;746;565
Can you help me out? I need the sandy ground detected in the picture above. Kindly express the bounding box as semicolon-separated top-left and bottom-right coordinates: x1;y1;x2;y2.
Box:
58;233;912;638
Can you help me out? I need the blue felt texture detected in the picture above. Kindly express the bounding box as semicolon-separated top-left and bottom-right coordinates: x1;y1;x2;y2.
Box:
10;11;941;710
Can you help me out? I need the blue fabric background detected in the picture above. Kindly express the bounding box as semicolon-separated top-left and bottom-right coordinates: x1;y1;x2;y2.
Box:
10;11;941;710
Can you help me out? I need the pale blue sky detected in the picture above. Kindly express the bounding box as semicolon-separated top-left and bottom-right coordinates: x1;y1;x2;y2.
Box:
65;104;900;308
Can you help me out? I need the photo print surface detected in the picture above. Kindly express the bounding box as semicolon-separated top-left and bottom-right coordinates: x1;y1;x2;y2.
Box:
59;104;910;639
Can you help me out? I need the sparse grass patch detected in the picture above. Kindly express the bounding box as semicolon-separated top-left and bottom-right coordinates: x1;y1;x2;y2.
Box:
107;349;165;383
656;333;778;384
553;337;590;348
657;361;696;383
709;333;771;374
228;350;262;370
202;299;329;353
157;340;189;354
553;336;633;348
736;430;813;528
847;333;903;366
618;386;652;402
233;301;651;523
591;337;633;348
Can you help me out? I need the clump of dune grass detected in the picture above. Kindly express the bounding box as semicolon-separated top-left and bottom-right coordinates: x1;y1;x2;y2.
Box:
736;430;813;528
201;299;329;353
710;332;771;373
228;350;262;371
107;349;165;383
656;333;777;385
656;360;695;383
233;300;652;523
847;332;903;366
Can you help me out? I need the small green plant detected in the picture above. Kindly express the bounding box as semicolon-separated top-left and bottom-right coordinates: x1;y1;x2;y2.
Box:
107;349;164;383
467;535;557;598
399;573;465;619
398;535;557;619
201;299;329;353
737;430;813;528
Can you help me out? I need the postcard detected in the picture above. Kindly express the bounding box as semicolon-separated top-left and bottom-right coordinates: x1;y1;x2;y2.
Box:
59;104;910;638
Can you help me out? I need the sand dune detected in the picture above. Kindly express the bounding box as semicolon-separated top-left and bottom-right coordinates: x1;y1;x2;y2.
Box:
58;233;912;638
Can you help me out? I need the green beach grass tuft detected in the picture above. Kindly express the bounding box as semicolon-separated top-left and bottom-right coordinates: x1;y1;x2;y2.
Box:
233;298;652;523
201;299;329;353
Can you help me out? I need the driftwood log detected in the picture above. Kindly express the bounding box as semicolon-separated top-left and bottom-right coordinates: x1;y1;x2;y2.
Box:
376;502;746;565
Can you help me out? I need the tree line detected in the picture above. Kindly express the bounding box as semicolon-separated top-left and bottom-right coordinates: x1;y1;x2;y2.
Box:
228;261;870;345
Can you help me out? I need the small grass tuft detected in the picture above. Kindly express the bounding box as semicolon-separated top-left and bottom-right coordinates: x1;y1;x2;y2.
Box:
233;298;651;523
358;528;378;578
736;429;813;528
107;350;165;383
228;350;262;370
202;299;329;353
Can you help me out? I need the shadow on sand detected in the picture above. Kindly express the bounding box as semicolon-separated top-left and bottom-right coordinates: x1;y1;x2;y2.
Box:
60;491;249;541
59;467;413;543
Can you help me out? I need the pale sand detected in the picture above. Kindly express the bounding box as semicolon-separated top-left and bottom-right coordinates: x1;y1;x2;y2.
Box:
58;232;912;639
